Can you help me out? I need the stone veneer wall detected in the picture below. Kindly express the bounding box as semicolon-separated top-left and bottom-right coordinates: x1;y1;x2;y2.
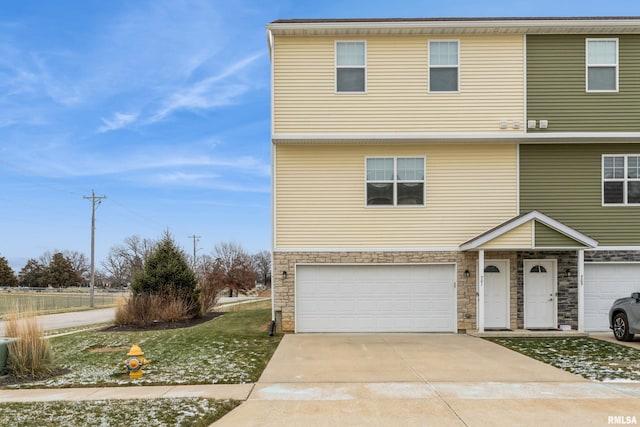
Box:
272;250;517;333
584;250;640;262
273;251;477;332
516;251;578;329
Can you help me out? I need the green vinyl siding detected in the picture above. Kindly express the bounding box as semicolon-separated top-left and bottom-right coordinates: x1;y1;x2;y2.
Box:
534;221;588;248
520;143;640;246
527;35;640;132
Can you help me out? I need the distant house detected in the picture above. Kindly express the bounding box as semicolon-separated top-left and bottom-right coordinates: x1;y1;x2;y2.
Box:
267;17;640;333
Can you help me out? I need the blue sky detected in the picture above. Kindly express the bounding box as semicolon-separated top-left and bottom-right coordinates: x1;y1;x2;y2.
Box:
1;1;638;272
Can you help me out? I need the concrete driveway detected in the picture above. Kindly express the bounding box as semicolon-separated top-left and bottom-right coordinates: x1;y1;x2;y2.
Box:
215;334;640;426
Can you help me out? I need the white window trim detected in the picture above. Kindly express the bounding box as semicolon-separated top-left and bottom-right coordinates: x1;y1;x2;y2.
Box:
602;154;640;206
364;156;426;208
335;40;367;94
586;38;619;93
428;39;460;94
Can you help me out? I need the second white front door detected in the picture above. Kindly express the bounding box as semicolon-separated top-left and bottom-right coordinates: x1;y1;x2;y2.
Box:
484;260;509;329
524;259;557;329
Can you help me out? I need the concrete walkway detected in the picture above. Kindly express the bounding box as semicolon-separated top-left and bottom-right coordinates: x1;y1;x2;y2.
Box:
215;334;640;426
0;384;253;403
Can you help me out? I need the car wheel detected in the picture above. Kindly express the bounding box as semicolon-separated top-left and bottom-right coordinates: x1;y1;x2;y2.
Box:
613;312;635;342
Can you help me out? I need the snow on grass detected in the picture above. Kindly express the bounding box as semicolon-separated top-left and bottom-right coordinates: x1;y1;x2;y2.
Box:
487;337;640;382
6;308;281;388
0;398;240;427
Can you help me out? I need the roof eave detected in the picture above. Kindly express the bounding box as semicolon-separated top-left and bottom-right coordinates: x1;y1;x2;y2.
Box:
267;17;640;36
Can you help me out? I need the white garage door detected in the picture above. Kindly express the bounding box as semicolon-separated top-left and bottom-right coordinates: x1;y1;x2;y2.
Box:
584;263;640;331
296;264;456;333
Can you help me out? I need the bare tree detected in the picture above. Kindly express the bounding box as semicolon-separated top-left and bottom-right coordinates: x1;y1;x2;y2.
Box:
252;250;271;288
101;248;130;287
62;250;89;283
38;250;89;284
212;242;256;297
101;235;157;286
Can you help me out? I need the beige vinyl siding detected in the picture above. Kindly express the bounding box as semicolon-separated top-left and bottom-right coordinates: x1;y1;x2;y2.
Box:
275;143;517;248
273;35;524;134
481;222;532;249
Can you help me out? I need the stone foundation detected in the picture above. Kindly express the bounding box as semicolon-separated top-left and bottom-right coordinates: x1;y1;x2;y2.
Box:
273;249;640;333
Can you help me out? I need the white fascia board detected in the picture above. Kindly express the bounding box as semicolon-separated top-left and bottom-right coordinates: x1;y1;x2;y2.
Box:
267;19;640;36
460;211;540;251
460;210;598;251
273;132;640;145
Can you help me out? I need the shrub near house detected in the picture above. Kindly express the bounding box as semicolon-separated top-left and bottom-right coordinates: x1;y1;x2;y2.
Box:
116;233;200;326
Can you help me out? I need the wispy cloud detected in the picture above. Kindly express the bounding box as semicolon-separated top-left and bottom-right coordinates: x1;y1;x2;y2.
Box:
148;52;264;123
97;112;139;133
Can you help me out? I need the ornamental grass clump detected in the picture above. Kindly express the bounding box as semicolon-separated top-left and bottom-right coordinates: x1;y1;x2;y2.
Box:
4;305;54;379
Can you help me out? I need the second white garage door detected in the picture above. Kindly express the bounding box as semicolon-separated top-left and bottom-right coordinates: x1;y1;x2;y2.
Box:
296;264;457;333
584;263;640;331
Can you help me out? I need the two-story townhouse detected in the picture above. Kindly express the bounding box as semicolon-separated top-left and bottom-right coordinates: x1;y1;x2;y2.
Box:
267;17;640;335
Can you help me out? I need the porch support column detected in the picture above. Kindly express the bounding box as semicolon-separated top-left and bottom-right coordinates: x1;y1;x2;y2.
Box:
577;249;585;332
478;249;485;333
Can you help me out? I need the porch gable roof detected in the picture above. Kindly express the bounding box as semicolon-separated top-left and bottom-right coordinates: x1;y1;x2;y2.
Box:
459;210;598;251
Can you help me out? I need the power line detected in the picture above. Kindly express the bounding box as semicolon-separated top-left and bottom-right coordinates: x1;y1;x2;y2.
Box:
83;190;107;308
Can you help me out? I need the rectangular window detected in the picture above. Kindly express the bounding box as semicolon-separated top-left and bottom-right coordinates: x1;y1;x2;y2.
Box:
366;157;425;206
587;39;618;92
336;41;366;93
603;155;640;205
429;40;459;92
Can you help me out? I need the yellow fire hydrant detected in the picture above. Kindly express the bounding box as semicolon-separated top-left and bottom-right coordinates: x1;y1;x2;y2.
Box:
123;345;149;379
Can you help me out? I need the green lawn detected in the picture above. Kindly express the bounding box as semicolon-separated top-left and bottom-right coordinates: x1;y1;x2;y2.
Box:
486;337;640;382
0;398;240;427
4;307;282;388
0;291;122;317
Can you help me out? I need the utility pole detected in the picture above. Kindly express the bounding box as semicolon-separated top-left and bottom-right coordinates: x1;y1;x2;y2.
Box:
84;190;106;308
188;235;201;271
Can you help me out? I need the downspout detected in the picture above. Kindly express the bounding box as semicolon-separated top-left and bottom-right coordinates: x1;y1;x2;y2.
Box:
268;27;276;336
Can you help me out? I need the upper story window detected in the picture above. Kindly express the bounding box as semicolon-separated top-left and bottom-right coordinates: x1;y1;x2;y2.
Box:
429;40;459;92
586;39;618;92
366;157;425;206
603;155;640;205
336;41;366;93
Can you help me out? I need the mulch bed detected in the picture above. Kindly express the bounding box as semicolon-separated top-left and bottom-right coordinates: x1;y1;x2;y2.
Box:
99;311;224;332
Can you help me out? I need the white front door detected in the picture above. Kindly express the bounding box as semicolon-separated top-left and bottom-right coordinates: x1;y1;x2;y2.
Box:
484;260;509;329
524;259;557;329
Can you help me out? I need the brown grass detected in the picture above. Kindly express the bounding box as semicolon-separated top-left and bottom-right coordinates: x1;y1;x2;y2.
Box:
4;304;54;379
115;293;198;327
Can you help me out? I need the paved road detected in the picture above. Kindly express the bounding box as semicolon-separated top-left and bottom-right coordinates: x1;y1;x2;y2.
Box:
0;307;116;336
0;296;268;336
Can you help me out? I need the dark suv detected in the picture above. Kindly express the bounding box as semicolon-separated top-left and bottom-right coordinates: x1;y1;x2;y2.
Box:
609;292;640;341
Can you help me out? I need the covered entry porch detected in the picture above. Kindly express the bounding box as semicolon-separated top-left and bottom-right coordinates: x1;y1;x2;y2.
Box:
460;211;598;334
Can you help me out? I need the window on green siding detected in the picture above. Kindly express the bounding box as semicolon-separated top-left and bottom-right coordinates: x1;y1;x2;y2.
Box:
366;157;425;206
336;41;366;93
429;40;459;92
603;155;640;205
587;39;618;92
